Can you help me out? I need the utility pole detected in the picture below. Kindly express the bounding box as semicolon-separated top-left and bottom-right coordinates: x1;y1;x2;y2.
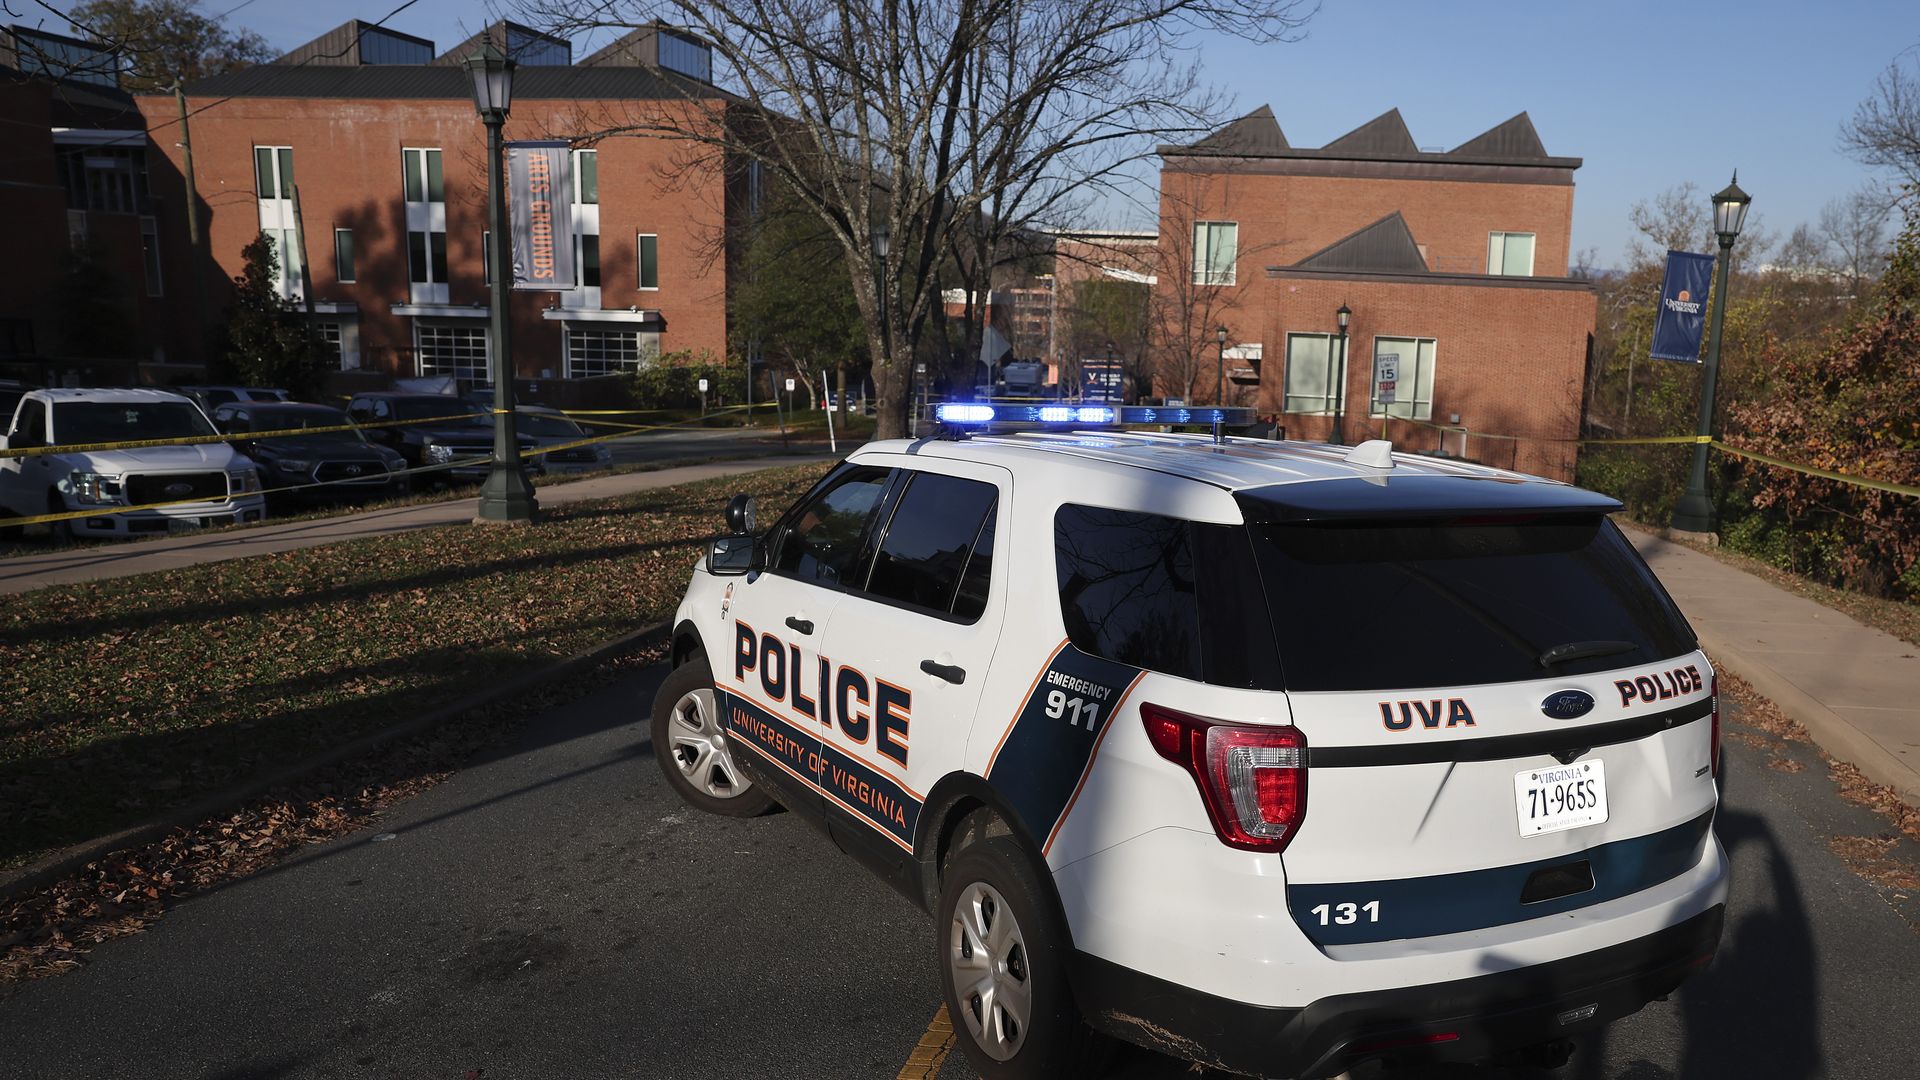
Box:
174;85;208;354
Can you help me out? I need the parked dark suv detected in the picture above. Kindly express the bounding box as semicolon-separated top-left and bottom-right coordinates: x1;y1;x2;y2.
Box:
344;392;534;485
213;401;409;502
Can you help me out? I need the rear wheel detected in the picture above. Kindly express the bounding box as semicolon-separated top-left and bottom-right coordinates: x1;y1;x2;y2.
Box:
650;651;776;817
938;836;1109;1080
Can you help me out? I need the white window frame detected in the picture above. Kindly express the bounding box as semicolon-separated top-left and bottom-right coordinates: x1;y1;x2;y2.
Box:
333;227;355;283
1366;335;1437;421
1192;220;1238;286
636;232;659;291
1487;231;1535;277
564;323;657;379
414;320;491;382
1283;331;1344;416
403;148;447;304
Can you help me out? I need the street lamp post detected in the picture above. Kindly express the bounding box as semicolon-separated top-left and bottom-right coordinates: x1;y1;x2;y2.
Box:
1669;174;1751;536
1330;303;1351;445
465;40;536;524
1214;326;1228;405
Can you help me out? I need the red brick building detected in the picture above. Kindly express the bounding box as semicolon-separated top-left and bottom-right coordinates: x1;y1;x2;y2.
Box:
1156;106;1596;478
128;20;742;399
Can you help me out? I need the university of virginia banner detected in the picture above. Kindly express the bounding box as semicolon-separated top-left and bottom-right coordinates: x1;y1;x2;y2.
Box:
1649;249;1716;362
506;140;574;291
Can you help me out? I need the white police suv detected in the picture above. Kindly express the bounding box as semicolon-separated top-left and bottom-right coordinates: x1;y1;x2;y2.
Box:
654;408;1726;1080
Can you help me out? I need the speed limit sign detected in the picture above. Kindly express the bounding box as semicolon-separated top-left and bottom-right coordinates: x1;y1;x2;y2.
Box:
698;378;709;392
785;378;796;392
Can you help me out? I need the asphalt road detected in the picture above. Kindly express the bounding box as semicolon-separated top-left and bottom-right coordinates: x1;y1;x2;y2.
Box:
3;665;1917;1080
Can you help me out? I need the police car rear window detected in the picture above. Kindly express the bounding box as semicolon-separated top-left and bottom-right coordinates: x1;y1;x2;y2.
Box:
1054;506;1284;689
1247;517;1695;692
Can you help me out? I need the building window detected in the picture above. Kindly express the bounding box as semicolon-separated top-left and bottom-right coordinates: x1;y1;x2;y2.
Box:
1283;332;1341;415
1487;231;1534;277
637;234;658;289
565;325;657;378
1192;221;1237;286
403;148;444;203
269;229;305;300
1367;337;1437;421
60;147;149;213
334;228;355;282
416;321;489;381
315;321;343;367
580;234;601;288
409;230;447;285
254;146;293;200
139;215;162;297
574;149;597;205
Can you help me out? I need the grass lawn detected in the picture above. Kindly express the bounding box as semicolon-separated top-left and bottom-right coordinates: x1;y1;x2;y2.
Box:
0;461;834;871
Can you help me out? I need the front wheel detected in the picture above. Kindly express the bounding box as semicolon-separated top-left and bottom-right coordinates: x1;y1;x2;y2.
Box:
938;837;1109;1080
650;652;776;817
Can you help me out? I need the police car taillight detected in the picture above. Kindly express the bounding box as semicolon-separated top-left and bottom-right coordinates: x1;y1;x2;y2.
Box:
1710;674;1721;780
1142;703;1307;853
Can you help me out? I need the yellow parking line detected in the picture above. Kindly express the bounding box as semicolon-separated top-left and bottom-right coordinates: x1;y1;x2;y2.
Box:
896;1005;956;1080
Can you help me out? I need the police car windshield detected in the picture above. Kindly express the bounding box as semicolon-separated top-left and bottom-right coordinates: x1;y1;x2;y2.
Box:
55;402;216;444
1248;517;1694;692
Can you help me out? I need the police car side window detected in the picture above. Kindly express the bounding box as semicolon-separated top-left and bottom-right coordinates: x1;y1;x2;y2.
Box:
864;471;998;620
1054;505;1202;681
769;466;892;587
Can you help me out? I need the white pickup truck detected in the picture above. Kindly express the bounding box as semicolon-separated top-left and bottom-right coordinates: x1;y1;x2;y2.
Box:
0;388;267;539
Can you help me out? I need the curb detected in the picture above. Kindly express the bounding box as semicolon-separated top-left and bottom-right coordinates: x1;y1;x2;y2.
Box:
0;620;670;906
1699;626;1920;805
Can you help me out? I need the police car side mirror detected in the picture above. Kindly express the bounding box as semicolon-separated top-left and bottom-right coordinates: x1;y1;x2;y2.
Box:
707;534;758;576
724;493;756;534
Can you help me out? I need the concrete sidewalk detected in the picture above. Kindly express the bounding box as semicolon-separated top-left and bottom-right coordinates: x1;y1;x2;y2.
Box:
0;454;833;597
1626;524;1920;803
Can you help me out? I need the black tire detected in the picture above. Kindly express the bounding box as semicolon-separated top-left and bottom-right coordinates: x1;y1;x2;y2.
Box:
938;836;1110;1080
650;651;777;817
44;490;72;543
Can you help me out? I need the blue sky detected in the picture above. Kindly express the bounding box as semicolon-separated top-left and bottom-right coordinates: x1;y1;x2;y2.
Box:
40;0;1914;268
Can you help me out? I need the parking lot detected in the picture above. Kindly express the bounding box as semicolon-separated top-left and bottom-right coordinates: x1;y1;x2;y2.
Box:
2;662;1914;1080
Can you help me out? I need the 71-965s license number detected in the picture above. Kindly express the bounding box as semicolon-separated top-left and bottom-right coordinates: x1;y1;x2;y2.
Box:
1514;760;1608;836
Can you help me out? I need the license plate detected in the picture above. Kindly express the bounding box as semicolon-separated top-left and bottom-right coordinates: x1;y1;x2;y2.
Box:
1514;760;1608;836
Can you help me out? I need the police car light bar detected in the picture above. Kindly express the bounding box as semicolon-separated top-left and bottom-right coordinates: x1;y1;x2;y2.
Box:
932;403;1257;428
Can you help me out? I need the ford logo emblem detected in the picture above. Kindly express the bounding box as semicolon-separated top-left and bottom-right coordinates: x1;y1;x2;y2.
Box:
344;464;362;476
1542;690;1595;720
163;481;193;497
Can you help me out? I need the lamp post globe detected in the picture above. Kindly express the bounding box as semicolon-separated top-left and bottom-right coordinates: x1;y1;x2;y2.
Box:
464;39;536;524
1330;303;1351;445
1214;326;1228;406
1670;173;1750;536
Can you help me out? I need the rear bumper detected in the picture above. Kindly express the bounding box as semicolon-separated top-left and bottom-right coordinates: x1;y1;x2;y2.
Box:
1070;903;1724;1079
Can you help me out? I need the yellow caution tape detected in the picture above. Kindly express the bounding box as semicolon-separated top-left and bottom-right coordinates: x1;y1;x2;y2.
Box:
0;411;500;460
1709;441;1920;499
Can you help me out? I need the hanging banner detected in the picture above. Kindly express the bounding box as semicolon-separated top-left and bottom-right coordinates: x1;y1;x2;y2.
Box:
1649;250;1716;362
506;140;574;290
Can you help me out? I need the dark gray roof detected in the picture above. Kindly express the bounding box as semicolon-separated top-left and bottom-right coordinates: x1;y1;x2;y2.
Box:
275;20;436;66
181;63;717;100
1293;212;1429;273
1450;112;1547;159
1163;104;1581;168
1184;105;1288;155
1322;108;1418;156
431;21;570;67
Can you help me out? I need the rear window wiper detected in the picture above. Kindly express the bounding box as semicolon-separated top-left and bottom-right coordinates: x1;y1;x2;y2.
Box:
1537;639;1637;668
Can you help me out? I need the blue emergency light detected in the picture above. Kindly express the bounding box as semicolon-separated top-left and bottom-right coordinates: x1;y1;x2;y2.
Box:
932;402;1257;428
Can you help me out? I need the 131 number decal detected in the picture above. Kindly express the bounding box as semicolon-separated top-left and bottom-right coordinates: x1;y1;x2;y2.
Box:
1310;900;1381;926
1044;690;1101;731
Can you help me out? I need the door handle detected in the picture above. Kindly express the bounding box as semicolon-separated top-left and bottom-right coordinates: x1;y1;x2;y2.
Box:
784;616;814;635
921;659;966;685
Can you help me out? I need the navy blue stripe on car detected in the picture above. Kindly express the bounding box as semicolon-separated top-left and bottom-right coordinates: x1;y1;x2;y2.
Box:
985;643;1145;852
716;688;921;852
1288;810;1715;946
1308;697;1712;769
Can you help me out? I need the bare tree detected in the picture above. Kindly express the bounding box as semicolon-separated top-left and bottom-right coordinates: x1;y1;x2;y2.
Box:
1819;188;1892;290
521;0;1313;438
1840;53;1920;194
1776;222;1827;271
1147;184;1275;404
1627;180;1772;271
